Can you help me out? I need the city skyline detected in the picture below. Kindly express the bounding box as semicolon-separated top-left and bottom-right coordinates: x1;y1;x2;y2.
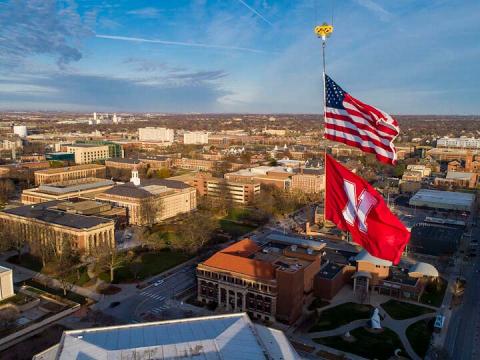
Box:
0;0;479;114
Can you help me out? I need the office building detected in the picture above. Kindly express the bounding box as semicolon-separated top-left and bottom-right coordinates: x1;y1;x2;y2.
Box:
66;144;110;164
13;125;27;138
33;313;300;360
34;164;106;185
437;137;480;149
138;127;174;142
96;170;196;225
194;173;260;205
434;172;478;189
291;168;325;193
225;166;293;190
0;201;115;254
21;178;115;204
197;238;323;324
173;157;217;171
406;164;431;177
184;131;209;145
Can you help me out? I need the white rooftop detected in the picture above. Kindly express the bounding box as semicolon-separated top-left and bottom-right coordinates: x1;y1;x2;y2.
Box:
409;189;475;211
446;172;475;181
33;313;300;360
355;249;393;267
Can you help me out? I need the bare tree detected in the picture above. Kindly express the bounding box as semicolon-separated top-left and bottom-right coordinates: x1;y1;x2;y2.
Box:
95;243;125;283
175;212;218;254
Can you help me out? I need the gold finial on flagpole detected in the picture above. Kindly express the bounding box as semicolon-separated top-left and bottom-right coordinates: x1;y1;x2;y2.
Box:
314;23;334;41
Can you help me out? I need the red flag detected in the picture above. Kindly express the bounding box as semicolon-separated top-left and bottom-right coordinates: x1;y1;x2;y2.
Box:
325;154;410;264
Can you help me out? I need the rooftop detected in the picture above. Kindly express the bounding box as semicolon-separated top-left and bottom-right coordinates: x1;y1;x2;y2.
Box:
409;189;475;210
34;313;300;360
355;249;393;267
2;201;113;229
316;262;344;279
35;178;115;195
102;178;190;199
35;164;105;175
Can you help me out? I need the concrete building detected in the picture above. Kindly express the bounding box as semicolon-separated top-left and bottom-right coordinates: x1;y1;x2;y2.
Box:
225;166;293;190
427;148;480;162
435;172;478;189
33;313;300;360
402;170;423;182
409;189;475;212
34;164;106;185
437;137;480;149
197;238;323;324
291;168;325;193
194;173;260;205
21;178;115;204
184;131;209;145
0;266;14;301
0;201;115;254
66;144;110;164
96;171;197;225
138;127;175;142
406;164;431;177
13;125;27;138
173;157;217;171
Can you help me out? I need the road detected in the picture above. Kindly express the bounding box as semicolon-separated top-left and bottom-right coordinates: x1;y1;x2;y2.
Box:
101;264;197;323
443;226;480;360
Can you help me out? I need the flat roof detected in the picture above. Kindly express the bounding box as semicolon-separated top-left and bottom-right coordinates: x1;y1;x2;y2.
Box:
2;201;113;229
37;313;299;360
409;189;475;211
35;164;104;175
36;178;114;195
316;262;344;279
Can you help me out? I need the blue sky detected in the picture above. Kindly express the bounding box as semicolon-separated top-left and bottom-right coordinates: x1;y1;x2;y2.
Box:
0;0;479;114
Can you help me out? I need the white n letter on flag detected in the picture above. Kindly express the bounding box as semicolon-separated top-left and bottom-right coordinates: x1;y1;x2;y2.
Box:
342;180;378;233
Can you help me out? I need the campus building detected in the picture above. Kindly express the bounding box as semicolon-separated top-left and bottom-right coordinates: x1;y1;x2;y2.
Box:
0;201;115;254
291;168;325;193
172;157;217;171
34;164;106;185
183;131;209;145
21;178;115;204
138;127;174;142
96;170;196;225
225;166;293;190
66;144;110;164
33;313;300;360
193;173;260;205
437;137;480;149
197;238;324;324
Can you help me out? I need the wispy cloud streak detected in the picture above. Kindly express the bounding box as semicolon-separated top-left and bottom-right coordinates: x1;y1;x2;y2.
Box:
96;34;269;54
235;0;273;26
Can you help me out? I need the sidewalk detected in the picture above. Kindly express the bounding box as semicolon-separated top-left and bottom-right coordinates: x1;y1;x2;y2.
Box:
0;255;101;302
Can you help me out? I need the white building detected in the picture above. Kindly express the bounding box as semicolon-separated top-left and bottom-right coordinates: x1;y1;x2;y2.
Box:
184;131;209;145
13;125;27;138
139;127;175;142
437;137;480;149
406;164;431;177
0;266;14;301
33;313;300;360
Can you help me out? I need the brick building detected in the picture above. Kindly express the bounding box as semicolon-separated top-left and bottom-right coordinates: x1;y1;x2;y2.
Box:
196;238;323;324
34;164;106;185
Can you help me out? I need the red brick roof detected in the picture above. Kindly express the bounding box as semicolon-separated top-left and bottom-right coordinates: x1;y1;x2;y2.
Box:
202;239;275;280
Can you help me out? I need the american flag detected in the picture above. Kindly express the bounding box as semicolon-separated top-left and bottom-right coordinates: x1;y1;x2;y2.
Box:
324;74;400;165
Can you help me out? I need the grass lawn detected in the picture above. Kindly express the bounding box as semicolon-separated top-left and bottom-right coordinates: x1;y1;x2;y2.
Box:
105;249;191;283
308;298;330;311
406;318;434;358
219;219;255;237
309;302;373;332
7;253;43;272
381;299;435;320
226;208;251;221
420;278;447;307
314;327;408;360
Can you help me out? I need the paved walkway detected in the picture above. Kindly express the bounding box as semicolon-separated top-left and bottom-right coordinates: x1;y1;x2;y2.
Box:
296;296;437;360
0;253;101;302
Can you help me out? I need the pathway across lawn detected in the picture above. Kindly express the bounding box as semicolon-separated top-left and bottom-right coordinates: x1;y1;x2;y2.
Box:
381;299;435;320
309;302;373;332
314;327;408;360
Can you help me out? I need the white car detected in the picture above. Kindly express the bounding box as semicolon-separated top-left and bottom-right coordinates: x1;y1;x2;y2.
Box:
154;280;165;287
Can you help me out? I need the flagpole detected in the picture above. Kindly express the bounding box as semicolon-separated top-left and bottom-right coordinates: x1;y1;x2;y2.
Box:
315;23;333;225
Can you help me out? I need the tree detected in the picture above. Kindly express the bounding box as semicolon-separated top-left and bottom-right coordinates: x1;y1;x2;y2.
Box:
0;222;27;261
95;243;125;283
174;212;218;254
140;198;163;226
52;239;80;296
0;179;15;203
